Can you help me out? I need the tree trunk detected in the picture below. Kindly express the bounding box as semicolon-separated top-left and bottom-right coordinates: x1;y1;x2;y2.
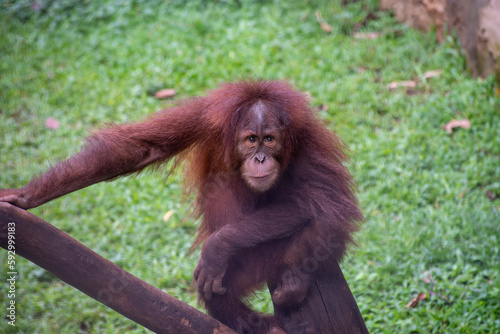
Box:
380;0;500;82
447;0;500;80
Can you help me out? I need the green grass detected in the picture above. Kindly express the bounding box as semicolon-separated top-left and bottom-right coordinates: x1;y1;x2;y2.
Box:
1;1;499;333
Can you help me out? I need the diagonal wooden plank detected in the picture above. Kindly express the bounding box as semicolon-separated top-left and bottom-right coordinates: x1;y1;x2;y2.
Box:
0;202;235;334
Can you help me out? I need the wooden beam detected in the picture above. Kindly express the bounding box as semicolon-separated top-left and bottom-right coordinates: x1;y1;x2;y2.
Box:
0;202;235;334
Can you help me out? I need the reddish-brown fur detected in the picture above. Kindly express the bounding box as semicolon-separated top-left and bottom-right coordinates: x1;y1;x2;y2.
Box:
0;80;363;334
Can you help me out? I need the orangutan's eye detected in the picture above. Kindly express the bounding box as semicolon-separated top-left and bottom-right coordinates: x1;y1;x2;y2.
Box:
264;136;274;143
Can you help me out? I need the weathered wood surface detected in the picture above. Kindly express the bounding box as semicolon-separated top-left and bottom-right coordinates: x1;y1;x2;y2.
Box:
0;202;235;334
272;263;369;334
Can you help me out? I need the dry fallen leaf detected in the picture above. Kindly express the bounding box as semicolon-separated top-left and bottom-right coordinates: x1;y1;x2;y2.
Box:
154;89;177;99
320;22;332;34
45;117;60;130
406;88;423;96
163;210;175;222
315;11;332;34
423;69;442;79
387;80;417;90
459;189;468;199
443;119;471;134
486;191;495;201
421;271;435;285
353;32;381;40
405;292;427;309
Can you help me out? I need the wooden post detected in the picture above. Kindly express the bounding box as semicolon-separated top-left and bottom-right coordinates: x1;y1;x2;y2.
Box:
272;264;369;334
0;203;235;334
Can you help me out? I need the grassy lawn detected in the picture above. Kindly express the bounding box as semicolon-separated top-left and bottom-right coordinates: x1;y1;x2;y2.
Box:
0;0;499;333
